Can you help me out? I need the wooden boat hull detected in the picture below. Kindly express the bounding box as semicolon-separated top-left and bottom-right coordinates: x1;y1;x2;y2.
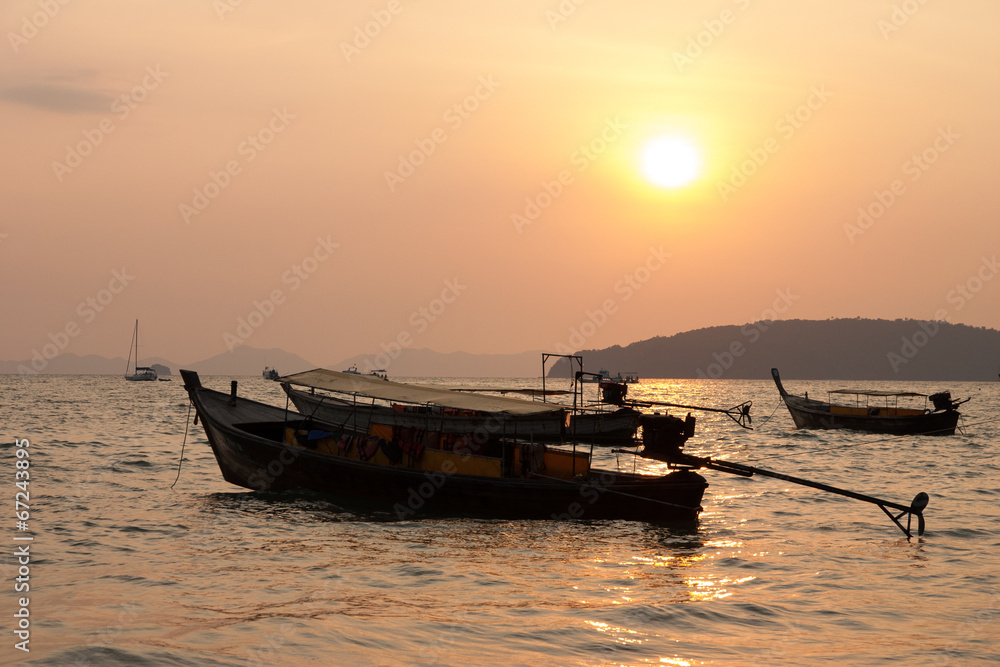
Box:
283;385;640;445
772;369;961;436
780;395;960;434
186;372;705;522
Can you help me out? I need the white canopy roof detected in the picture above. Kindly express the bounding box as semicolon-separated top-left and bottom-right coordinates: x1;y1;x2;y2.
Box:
829;389;926;397
281;368;565;416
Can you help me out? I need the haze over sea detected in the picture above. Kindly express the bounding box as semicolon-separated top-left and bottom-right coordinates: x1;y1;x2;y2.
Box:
2;374;998;666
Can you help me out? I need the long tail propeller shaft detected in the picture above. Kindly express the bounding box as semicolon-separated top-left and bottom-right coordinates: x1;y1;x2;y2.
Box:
674;454;927;538
634;399;754;429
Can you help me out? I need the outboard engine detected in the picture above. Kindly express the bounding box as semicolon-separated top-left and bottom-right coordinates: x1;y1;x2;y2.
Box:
639;413;696;462
929;391;956;411
599;380;628;405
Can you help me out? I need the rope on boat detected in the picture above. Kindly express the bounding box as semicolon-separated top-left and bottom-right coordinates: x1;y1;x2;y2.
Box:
170;401;192;489
530;472;703;512
749;397;785;429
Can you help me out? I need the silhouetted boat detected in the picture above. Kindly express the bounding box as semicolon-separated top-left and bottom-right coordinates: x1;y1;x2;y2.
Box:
180;370;707;521
771;368;966;435
282;369;639;445
124;320;157;382
579;369;611;383
262;366;280;381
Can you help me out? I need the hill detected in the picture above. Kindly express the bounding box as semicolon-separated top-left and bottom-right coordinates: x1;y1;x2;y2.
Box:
548;319;1000;381
188;346;315;376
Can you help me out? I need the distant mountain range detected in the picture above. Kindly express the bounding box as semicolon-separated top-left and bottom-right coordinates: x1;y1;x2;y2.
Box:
3;319;998;379
0;346;316;377
547;319;1000;381
0;345;544;378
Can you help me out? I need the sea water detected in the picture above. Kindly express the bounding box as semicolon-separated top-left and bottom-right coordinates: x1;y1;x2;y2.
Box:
1;374;997;666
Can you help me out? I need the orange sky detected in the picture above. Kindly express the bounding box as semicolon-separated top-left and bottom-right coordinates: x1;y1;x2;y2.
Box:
2;0;998;366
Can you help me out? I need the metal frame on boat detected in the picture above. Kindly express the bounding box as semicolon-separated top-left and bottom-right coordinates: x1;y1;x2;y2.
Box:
771;368;967;435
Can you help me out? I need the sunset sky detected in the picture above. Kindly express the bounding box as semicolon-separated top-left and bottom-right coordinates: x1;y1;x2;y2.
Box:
2;0;998;367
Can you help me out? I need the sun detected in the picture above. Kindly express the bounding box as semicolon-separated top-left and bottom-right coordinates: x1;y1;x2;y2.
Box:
641;136;702;188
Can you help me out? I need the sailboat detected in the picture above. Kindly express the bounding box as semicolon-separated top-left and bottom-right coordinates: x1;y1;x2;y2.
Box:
124;320;157;381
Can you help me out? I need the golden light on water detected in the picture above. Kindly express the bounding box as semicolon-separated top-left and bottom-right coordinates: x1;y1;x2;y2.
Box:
685;575;757;602
585;620;645;646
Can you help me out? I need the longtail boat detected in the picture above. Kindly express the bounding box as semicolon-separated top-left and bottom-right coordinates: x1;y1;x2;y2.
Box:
281;369;640;444
771;368;966;435
180;370;706;521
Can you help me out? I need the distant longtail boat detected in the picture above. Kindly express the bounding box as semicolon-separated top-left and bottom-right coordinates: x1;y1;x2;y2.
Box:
771;368;966;436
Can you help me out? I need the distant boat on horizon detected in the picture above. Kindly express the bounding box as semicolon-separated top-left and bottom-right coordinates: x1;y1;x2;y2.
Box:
579;369;611;383
124;320;157;382
342;364;388;380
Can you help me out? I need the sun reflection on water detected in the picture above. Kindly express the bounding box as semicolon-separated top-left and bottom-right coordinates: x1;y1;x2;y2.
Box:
585;620;647;646
684;574;757;601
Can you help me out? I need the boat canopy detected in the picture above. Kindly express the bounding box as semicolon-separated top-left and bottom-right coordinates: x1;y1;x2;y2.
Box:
447;386;572;397
281;368;565;416
828;389;926;398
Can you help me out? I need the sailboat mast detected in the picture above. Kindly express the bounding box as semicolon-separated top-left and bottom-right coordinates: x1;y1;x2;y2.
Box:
125;319;137;376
